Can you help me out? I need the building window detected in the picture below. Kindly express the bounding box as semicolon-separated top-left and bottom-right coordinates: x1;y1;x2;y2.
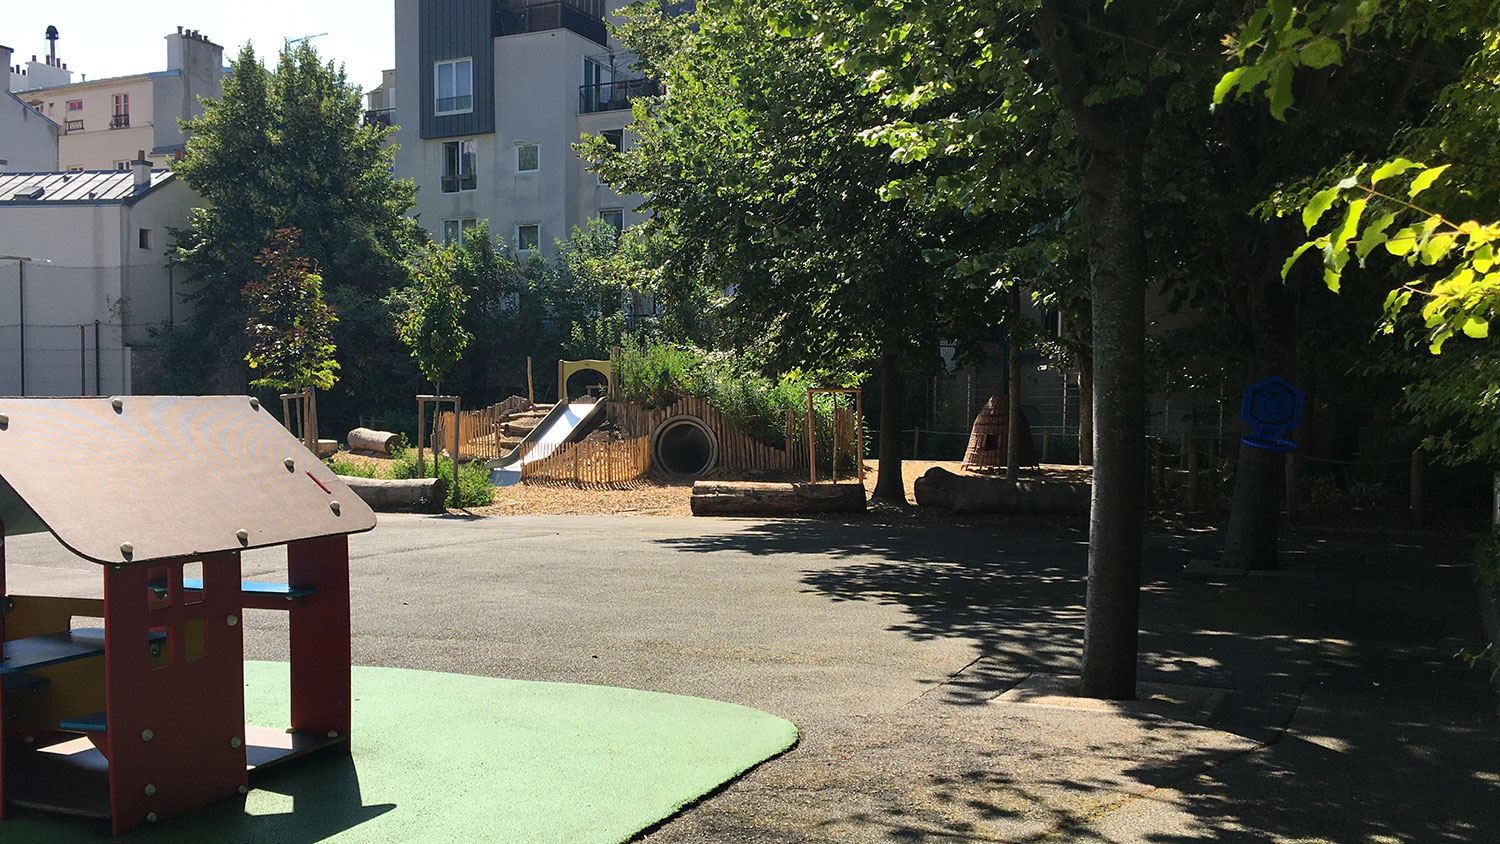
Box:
65;164;83;172
114;160;132;170
441;139;477;192
516;223;540;252
599;209;623;238
112;93;130;129
443;218;479;246
434;58;473;115
139;229;153;249
597;129;624;185
516;143;540;173
66;99;83;112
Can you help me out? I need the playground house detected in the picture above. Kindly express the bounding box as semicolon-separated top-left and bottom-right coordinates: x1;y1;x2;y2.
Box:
0;395;376;833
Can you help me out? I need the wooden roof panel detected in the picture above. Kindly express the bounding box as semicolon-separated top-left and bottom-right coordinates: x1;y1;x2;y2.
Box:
0;396;375;564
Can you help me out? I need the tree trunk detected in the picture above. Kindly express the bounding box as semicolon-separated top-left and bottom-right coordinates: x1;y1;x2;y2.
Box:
1006;284;1024;480
691;481;867;515
872;351;906;503
1078;347;1094;466
1221;443;1284;569
1037;0;1155;701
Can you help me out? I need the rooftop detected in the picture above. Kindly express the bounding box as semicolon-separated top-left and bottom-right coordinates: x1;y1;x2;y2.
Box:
0;169;175;204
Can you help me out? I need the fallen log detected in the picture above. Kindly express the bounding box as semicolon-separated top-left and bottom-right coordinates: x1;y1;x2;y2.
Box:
913;467;1088;515
690;481;865;516
348;427;401;455
339;476;446;511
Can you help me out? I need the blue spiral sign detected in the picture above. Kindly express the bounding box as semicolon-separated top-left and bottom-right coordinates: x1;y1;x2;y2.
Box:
1240;376;1304;452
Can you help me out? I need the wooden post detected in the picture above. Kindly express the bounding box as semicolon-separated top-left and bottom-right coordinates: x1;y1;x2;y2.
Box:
416;396;427;477
452;395;461;509
913;425;921;460
831;405;839;485
1042;431;1052;464
558;360;566;403
527;356;534;405
855;388;864;483
1410;447;1425;524
806;390;816;483
305;387;318;453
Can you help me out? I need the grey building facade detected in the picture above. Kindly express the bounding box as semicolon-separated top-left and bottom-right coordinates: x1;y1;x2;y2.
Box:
391;0;651;256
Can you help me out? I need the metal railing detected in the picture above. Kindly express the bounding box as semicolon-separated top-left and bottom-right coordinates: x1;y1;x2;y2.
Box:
363;108;394;127
579;78;660;114
435;95;472;114
497;0;607;43
109;114;130;129
64;119;84;134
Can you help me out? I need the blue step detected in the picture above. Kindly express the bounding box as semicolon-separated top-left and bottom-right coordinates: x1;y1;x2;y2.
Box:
181;579;316;600
59;711;107;732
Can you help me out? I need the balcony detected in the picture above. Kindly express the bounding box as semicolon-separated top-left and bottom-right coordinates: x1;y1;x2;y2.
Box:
363;108;394;128
109;114;130;130
579;78;660;114
496;0;607;45
64;119;84;134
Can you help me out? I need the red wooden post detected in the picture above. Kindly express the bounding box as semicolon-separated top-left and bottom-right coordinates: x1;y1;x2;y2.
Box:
0;520;8;822
103;554;247;834
287;535;352;741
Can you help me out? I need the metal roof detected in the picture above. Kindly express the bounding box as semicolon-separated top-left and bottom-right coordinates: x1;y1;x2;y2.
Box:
0;170;175;205
0;396;377;565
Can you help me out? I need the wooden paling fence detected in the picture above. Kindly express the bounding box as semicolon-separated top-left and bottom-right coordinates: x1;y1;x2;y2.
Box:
609;397;805;474
519;436;653;488
431;396;532;461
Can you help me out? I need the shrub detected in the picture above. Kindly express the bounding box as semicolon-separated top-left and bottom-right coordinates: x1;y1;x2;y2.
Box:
325;454;377;478
390;450;495;509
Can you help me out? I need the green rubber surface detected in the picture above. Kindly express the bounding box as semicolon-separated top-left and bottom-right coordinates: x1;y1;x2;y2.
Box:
8;661;799;843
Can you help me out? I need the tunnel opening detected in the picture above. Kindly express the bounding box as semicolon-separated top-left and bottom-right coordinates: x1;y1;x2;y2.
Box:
652;416;717;476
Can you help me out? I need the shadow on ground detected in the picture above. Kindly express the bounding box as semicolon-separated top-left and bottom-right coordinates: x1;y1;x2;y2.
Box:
652;521;1500;843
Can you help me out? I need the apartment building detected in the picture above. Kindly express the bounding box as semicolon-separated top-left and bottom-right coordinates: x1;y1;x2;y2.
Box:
12;27;224;170
0;45;60;171
391;0;654;255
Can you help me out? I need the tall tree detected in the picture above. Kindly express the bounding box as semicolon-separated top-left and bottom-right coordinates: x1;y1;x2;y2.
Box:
585;0;998;503
170;41;418;415
243;228;339;393
813;0;1166;698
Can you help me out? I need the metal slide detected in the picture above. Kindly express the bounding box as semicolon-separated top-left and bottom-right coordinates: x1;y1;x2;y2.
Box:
484;398;605;487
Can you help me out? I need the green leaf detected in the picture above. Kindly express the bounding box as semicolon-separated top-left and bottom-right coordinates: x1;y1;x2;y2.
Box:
1369;158;1419;186
1334;198;1367;249
1463;317;1490;339
1282;241;1316;279
1299;38;1342;70
1268;65;1294;120
1473;243;1494;274
1409;164;1450;198
1386;226;1417;256
1303;187;1340;232
1355;211;1397;262
1323;266;1342;293
1421;234;1456;266
1213;67;1248;103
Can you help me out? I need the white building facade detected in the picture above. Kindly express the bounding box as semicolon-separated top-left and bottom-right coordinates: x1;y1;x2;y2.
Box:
391;0;650;255
11;28;224;171
0;45;60;172
0;165;197;396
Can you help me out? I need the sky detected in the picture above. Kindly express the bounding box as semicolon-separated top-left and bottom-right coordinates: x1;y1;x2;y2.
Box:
6;1;396;93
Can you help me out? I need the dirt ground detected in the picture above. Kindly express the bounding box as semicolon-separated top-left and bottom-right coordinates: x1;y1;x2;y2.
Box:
330;450;1093;519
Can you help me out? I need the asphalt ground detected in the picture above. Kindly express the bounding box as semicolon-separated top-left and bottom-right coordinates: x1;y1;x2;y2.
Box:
7;514;1499;842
